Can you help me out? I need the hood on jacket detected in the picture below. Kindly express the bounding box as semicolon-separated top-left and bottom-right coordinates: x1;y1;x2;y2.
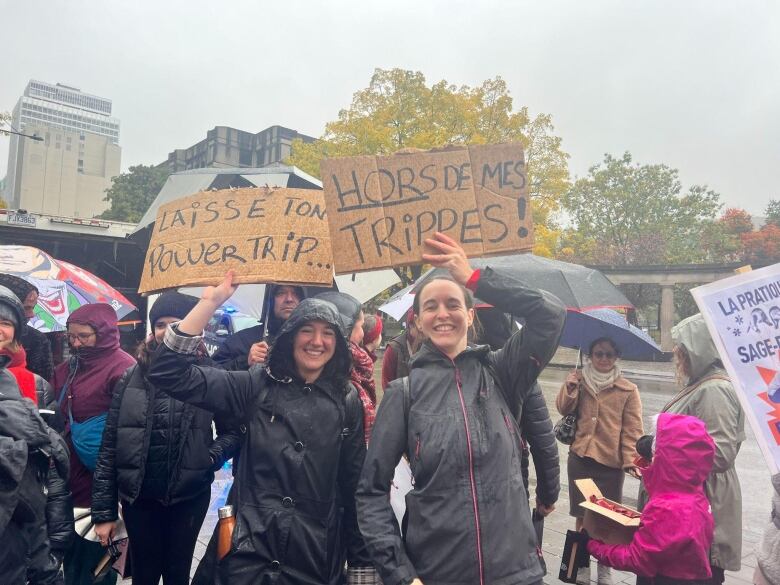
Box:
643;412;715;495
672;313;721;382
67;303;121;360
266;284;307;337
313;291;362;339
267;298;351;387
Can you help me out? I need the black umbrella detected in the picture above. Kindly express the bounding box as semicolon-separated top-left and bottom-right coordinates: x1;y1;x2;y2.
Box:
380;254;632;318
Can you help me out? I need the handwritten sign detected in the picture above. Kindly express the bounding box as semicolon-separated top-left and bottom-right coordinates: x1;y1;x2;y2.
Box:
692;262;780;474
320;143;533;274
138;187;333;294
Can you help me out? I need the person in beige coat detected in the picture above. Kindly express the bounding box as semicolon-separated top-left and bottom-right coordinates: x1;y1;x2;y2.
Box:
641;313;745;584
557;336;644;585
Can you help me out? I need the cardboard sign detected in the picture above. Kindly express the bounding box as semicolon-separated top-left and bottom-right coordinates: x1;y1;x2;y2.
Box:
320;143;533;274
692;262;780;474
139;187;333;294
576;479;640;545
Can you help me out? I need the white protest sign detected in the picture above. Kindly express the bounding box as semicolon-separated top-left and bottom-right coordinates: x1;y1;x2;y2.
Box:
692;263;780;474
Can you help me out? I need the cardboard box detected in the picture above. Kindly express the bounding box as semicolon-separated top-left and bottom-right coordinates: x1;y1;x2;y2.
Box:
575;478;640;545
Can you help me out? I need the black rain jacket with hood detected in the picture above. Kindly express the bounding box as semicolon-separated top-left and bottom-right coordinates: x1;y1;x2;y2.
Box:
147;298;371;585
357;267;565;585
0;358;71;585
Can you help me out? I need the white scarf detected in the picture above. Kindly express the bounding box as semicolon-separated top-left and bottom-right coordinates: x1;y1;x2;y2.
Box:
582;362;621;394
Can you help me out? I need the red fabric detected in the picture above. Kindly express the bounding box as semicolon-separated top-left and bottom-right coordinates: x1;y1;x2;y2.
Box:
587;413;715;579
363;315;383;345
381;343;399;392
465;269;481;293
588;496;641;519
2;346;37;404
349;341;377;445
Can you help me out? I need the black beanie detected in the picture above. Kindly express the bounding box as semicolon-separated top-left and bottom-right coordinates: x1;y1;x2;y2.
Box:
0;285;26;341
149;292;199;327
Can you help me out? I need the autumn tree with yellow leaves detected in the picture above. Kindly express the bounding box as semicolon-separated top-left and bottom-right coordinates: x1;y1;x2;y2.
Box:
287;69;569;259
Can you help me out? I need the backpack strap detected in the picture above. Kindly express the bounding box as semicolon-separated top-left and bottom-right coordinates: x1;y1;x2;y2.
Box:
662;374;731;412
402;376;410;420
400;376;411;460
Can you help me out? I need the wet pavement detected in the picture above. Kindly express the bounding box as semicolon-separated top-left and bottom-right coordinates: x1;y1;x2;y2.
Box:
125;357;773;584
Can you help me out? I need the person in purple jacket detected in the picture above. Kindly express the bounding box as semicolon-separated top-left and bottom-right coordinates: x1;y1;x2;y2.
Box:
52;303;135;585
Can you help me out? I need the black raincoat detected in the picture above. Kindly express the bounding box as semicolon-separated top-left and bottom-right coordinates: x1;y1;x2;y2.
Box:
147;298;370;585
357;267;565;585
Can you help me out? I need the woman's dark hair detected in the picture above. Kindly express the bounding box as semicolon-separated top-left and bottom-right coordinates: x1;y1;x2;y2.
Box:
270;321;351;388
588;336;621;358
412;276;475;315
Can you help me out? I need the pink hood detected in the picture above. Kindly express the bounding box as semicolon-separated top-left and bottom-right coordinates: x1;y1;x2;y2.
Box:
588;413;716;579
643;413;715;496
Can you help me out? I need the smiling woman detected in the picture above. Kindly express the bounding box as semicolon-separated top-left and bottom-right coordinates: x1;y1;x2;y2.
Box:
145;272;378;585
357;232;567;585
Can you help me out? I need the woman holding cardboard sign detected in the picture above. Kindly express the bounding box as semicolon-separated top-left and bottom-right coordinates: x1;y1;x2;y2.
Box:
145;274;376;585
357;232;565;585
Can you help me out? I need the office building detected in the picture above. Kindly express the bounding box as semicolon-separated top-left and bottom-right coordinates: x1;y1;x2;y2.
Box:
4;80;121;217
163;125;314;173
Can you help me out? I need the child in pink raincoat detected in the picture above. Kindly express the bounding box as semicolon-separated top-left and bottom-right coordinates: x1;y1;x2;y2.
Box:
587;413;716;584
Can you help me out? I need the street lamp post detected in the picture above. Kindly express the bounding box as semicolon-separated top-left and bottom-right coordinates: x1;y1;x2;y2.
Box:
0;129;43;141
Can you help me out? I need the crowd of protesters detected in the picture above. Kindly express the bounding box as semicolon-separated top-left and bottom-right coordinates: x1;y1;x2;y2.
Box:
0;232;777;585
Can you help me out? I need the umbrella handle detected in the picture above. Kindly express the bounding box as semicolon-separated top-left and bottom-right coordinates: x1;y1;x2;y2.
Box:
260;287;273;340
575;348;582;370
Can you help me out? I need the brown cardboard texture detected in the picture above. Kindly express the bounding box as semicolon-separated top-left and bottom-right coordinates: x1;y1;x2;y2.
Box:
576;479;640;545
139;187;333;294
320;143;533;274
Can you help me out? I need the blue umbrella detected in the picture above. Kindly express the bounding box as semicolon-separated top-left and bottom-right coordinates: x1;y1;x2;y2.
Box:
560;308;664;361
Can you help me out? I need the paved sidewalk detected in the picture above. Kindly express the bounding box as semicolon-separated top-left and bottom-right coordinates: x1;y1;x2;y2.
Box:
134;355;768;585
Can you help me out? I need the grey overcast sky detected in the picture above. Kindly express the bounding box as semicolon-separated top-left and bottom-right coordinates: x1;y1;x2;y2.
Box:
1;0;778;215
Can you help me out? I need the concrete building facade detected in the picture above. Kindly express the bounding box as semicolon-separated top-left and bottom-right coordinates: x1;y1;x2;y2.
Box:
163;125;314;173
4;80;121;217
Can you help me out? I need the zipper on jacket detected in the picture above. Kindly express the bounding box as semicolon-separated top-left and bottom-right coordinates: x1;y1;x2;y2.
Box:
454;364;485;585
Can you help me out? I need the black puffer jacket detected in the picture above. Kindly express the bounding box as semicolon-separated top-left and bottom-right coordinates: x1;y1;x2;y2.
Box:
35;380;73;558
0;369;70;585
147;298;371;585
21;326;54;383
91;353;241;523
520;381;560;506
357;267;565;585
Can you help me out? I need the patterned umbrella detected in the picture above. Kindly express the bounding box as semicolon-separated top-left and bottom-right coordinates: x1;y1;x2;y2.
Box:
0;245;137;332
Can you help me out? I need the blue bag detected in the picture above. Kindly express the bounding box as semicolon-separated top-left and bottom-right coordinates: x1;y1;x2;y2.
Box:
58;362;107;471
69;413;107;471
